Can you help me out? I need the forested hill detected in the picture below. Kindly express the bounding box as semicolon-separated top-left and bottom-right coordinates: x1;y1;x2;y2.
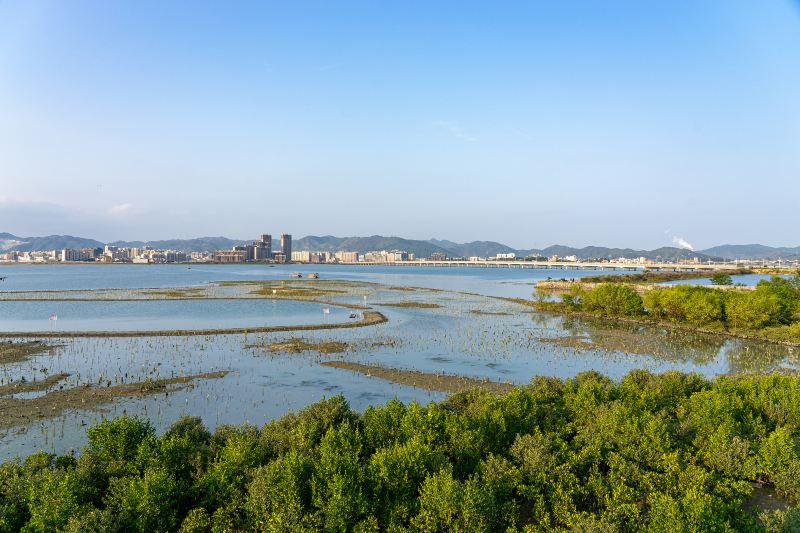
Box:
293;235;450;258
535;245;721;262
700;244;800;260
110;237;246;253
0;234;104;252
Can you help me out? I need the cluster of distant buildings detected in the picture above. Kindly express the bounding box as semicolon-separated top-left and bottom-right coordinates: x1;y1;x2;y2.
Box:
289;250;415;264
212;234;292;263
3;233;795;267
0;246;191;264
0;243;708;266
432;252;713;265
0;232;294;264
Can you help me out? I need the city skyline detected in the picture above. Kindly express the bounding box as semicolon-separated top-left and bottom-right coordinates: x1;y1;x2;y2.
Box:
2;1;799;249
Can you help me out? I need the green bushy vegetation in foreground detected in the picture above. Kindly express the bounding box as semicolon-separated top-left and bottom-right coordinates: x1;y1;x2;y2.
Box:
550;272;800;343
3;371;800;531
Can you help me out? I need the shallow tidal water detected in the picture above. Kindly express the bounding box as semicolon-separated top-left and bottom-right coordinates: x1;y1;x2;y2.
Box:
0;263;797;460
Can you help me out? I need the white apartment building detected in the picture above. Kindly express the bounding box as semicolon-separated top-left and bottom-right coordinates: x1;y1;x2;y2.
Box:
335;251;359;263
60;248;94;262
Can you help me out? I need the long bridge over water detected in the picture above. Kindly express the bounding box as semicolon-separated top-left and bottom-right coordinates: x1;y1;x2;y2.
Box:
337;260;747;271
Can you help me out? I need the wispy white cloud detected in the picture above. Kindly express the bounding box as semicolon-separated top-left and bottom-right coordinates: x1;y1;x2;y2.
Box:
0;197;147;240
108;203;134;217
671;236;694;251
432;120;477;142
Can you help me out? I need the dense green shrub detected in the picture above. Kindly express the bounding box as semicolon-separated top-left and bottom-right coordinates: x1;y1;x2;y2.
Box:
711;273;733;286
582;283;644;316
643;285;726;326
555;274;800;340
5;371;800;531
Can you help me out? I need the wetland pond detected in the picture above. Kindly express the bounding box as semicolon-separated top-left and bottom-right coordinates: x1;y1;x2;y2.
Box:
0;299;351;333
0;263;798;460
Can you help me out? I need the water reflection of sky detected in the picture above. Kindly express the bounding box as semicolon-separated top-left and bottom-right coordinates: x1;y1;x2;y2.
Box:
0;265;797;460
0;299;345;332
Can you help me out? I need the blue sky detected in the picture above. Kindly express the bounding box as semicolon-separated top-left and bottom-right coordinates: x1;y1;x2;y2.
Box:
1;1;798;249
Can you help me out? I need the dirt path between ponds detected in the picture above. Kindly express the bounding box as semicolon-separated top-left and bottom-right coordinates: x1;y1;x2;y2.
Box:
0;371;229;429
321;361;513;394
0;311;388;339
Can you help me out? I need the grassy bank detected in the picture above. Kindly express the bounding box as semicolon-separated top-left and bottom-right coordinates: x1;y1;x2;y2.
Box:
2;370;800;531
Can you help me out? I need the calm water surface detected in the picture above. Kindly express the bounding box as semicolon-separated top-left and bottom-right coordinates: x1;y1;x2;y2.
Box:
0;298;348;332
0;264;797;459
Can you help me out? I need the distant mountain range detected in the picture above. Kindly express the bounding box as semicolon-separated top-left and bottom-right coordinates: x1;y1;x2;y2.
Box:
294;235;451;258
426;239;519;258
699;244;800;261
0;233;245;253
0;233;104;252
1;232;798;260
110;237;247;253
530;245;719;262
295;236;721;261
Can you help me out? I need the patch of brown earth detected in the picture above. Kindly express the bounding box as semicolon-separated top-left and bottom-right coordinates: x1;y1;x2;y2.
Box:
0;373;70;396
146;288;207;298
537;336;596;350
248;338;348;354
744;481;791;515
0;341;57;365
376;302;442;309
0;371;229;429
493;297;537;308
321;361;513;394
249;286;347;298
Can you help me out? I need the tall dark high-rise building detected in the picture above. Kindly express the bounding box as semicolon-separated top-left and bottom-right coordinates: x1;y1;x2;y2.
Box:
260;234;272;257
251;234;272;261
280;234;292;262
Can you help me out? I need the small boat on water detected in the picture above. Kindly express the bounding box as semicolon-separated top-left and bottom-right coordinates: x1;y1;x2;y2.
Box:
290;272;302;278
349;313;359;319
308;273;319;279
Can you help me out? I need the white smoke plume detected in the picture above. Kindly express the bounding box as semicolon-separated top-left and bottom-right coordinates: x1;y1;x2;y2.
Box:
671;236;694;251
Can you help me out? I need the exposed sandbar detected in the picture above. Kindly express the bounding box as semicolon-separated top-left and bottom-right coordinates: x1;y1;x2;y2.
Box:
376;302;441;309
0;341;57;364
321;361;513;394
0;371;228;429
247;337;348;354
0;373;70;396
